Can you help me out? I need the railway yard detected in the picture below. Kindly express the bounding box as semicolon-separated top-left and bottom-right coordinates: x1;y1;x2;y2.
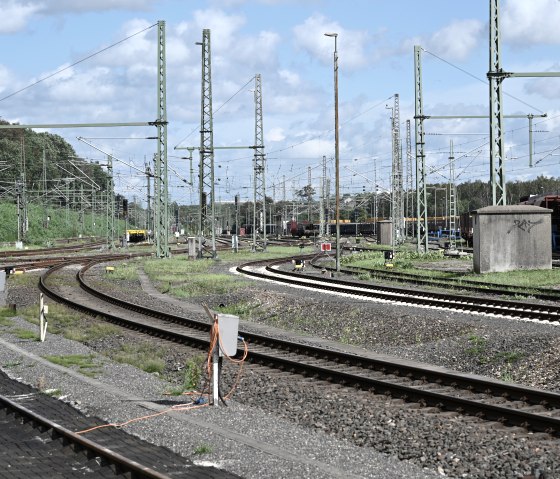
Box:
1;240;560;478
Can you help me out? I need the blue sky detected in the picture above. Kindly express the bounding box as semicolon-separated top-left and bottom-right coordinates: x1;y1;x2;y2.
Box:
1;0;560;206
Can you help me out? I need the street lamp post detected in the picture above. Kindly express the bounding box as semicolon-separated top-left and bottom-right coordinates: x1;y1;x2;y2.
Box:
325;32;340;273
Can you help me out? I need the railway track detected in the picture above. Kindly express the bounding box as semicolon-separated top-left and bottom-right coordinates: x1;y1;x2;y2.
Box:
37;256;560;437
0;239;107;259
247;256;560;323
0;385;175;478
318;261;560;302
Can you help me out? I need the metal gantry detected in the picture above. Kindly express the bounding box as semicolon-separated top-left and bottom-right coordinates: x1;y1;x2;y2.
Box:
198;29;217;258
154;20;169;257
252;73;267;252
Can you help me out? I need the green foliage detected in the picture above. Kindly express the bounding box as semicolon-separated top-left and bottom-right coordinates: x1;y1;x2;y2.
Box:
466;335;487;356
20;303;120;342
103;261;140;281
0;201;119;244
182;355;205;391
12;328;40;341
106;343;166;374
43;354;101;377
193;444;213;455
216;302;254;318
167;274;242;297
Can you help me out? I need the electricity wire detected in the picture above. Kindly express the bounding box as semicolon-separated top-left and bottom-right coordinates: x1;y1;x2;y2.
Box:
0;23;157;103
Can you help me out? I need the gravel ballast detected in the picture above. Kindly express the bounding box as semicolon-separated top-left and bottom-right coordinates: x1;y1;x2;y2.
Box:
2;258;560;478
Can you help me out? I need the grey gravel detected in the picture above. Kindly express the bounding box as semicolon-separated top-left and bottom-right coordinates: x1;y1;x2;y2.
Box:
2;256;560;479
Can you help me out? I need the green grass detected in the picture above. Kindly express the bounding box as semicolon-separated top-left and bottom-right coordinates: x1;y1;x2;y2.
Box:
193;444;212;455
106;343;166;374
2;360;21;368
43;354;101;377
344;250;560;288
0;306;16;326
460;268;560;288
12;328;40;341
216;302;255;317
168;355;206;395
102;261;141;281
20;304;121;342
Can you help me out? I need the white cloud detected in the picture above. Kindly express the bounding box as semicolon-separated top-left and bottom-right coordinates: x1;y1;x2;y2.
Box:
502;0;560;46
0;0;42;33
266;127;286;142
40;0;156;13
401;19;484;61
292;14;371;70
278;69;300;87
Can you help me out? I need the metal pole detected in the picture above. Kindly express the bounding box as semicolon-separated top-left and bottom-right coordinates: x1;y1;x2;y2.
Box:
325;32;340;272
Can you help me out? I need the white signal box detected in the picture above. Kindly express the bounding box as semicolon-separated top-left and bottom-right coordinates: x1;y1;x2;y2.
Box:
217;314;239;357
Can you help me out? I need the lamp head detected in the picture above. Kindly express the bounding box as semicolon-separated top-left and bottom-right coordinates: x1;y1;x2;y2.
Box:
324;32;338;38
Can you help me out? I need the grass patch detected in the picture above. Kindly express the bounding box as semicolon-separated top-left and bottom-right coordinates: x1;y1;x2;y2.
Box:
43;354;101;377
21;304;121;342
216;302;254;318
5;273;40;287
461;268;560;288
63;321;122;342
165;274;242;298
345;250;560;289
466;335;487;356
12;328;40;341
168;355;206;395
106;343;166;374
103;261;140;281
0;317;14;327
3;360;21;368
193;444;212;455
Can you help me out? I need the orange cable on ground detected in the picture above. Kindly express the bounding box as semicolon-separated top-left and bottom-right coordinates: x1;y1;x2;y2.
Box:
75;402;208;435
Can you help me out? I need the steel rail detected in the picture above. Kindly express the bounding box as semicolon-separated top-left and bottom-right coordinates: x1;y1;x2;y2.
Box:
33;256;560;436
0;393;173;479
246;260;560;322
318;256;560;302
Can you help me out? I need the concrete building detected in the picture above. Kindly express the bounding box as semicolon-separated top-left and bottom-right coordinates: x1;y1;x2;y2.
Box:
473;205;552;274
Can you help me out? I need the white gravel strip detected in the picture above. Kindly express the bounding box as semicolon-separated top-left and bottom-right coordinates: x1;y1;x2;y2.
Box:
0;316;439;479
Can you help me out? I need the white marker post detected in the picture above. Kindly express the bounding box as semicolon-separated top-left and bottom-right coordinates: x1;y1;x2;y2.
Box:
39;293;48;342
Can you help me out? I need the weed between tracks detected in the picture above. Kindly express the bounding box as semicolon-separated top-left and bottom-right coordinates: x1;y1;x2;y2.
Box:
106;342;166;374
20;304;121;342
43;354;101;377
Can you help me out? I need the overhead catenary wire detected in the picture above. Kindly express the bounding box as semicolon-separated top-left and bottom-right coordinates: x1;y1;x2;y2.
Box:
0;23;157;104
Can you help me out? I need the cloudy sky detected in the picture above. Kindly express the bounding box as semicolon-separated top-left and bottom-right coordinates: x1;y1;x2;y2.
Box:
1;0;560;206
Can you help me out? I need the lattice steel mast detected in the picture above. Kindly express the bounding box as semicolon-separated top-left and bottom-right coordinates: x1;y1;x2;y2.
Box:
405;119;413;239
252;73;267;252
154;20;169;257
198;29;216;258
414;45;429;252
391;93;403;247
488;0;506;206
448;140;458;251
319;155;326;237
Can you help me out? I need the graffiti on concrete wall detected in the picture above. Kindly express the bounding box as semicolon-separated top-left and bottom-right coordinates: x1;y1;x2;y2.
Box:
506;218;543;234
